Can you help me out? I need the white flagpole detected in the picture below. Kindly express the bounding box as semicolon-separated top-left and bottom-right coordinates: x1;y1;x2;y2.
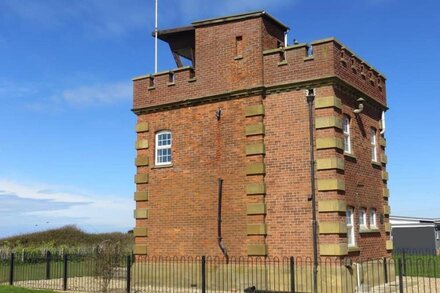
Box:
154;0;158;73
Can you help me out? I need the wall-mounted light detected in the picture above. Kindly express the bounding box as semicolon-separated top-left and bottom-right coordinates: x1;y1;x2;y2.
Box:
353;98;365;114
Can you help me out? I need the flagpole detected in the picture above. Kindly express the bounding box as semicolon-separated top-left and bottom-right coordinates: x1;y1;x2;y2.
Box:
154;0;158;73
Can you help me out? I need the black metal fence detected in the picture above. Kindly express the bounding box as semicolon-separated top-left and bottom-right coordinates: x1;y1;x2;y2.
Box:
1;252;440;292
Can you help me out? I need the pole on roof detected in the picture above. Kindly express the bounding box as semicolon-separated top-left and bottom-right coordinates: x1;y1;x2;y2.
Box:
154;0;158;73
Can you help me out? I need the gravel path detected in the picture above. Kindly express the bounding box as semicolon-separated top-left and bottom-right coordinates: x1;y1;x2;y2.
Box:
7;276;440;292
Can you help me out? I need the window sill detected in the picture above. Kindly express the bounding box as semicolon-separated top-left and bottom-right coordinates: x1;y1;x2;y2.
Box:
147;86;156;91
359;226;369;233
303;56;314;61
234;55;243;60
152;164;173;169
372;161;382;168
344;153;357;161
359;227;380;234
278;60;288;66
348;246;360;252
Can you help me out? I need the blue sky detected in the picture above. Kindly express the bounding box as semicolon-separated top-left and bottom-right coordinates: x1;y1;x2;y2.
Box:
0;0;439;237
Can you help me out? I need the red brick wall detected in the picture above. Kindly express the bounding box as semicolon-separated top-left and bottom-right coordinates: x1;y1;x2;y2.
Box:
263;89;313;257
337;88;390;260
136;96;263;256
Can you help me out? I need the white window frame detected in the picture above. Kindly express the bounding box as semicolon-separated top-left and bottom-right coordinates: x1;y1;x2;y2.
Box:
371;128;378;162
370;209;377;228
359;208;367;229
343;116;352;154
346;207;356;247
155;130;172;166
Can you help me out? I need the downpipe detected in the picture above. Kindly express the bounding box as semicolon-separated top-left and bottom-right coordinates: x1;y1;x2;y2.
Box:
306;89;318;293
217;178;229;262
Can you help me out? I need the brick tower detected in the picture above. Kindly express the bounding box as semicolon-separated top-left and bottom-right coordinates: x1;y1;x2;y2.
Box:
132;11;391;259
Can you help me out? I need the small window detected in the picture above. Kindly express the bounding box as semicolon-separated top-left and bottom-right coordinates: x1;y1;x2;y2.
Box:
371;128;378;162
343;116;352;154
359;208;367;229
155;131;172;166
168;72;175;84
279;50;286;62
307;45;314;57
370;209;377;228
235;36;243;57
149;76;155;87
346;207;355;247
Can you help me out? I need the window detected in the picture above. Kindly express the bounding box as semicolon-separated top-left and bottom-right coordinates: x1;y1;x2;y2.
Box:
235;36;243;57
155;131;172;165
359;208;367;229
346;207;355;246
149;76;155;87
343;116;352;153
371;128;378;162
168;72;175;84
370;209;377;228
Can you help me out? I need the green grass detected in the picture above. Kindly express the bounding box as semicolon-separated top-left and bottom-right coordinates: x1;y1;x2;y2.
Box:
394;254;440;278
0;285;55;293
0;260;96;282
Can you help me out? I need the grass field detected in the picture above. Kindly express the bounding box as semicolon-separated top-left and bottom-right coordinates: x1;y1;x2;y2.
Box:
0;285;55;292
394;254;440;278
0;260;95;283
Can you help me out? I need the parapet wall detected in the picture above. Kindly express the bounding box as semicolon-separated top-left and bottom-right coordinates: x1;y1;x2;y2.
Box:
133;38;387;111
263;38;386;106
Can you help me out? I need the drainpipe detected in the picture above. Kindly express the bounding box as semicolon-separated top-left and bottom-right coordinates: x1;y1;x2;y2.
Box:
380;111;386;135
306;89;318;293
217;178;229;262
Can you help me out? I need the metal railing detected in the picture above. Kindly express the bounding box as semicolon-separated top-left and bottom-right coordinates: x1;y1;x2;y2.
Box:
1;252;439;292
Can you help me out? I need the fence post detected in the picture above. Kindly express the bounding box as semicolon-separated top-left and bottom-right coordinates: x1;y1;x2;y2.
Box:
398;258;404;293
9;253;14;286
63;253;68;291
402;249;406;276
383;257;388;284
126;255;132;293
289;257;295;293
201;256;206;293
46;251;51;280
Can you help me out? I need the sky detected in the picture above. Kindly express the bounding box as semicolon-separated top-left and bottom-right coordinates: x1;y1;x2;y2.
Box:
0;0;439;237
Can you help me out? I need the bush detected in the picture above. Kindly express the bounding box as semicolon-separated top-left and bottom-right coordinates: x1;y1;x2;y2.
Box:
0;225;133;254
93;240;126;293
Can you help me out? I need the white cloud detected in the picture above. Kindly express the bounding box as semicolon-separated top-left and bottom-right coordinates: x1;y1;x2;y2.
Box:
15;80;132;111
58;81;132;106
0;180;90;203
0;80;40;100
0;179;133;237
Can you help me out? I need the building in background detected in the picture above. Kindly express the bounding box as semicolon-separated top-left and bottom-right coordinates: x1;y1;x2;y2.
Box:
132;11;391;259
391;216;440;254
